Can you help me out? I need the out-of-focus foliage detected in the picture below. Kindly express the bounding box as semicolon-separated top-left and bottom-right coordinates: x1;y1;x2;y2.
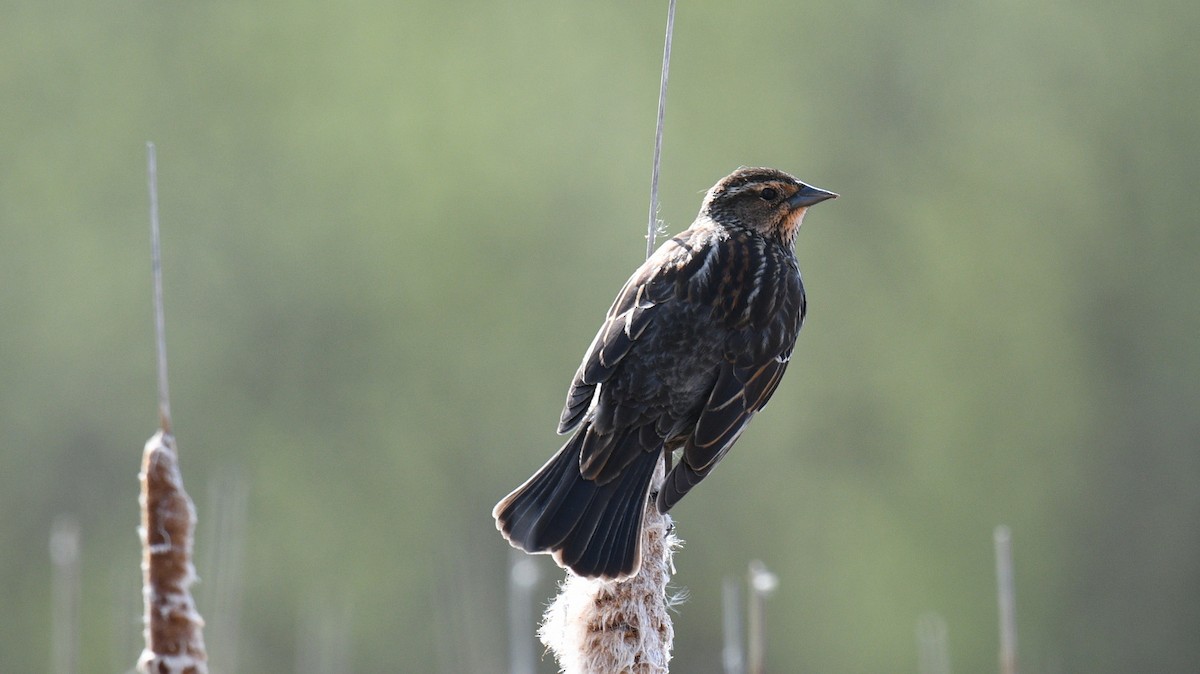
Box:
2;0;1197;671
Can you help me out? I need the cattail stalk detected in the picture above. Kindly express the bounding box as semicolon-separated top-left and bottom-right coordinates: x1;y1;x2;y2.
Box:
538;3;681;671
539;461;679;673
137;142;208;674
138;431;208;673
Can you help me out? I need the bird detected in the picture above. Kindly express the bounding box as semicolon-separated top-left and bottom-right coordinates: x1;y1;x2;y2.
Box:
493;167;836;580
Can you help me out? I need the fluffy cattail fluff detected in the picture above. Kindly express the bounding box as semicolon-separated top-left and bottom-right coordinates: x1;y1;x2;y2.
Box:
538;462;681;674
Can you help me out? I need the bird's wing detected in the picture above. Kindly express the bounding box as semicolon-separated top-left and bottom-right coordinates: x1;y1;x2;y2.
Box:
658;244;805;512
657;356;789;512
557;234;709;435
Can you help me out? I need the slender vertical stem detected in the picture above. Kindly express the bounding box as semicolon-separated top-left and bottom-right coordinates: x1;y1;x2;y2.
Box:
721;576;744;674
916;612;951;674
539;3;683;671
746;560;778;674
146;142;171;434
646;0;677;259
295;595;352;674
138;143;207;674
994;525;1018;674
198;471;249;674
50;516;82;674
508;552;540;674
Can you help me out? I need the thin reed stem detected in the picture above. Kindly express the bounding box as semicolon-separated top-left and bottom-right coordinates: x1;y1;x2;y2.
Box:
994;525;1018;674
646;0;677;259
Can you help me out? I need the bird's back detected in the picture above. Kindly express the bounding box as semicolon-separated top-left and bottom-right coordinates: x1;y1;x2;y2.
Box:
588;220;805;456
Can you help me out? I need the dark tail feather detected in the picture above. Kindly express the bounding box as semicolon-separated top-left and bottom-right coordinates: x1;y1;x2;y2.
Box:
493;429;661;580
656;460;704;514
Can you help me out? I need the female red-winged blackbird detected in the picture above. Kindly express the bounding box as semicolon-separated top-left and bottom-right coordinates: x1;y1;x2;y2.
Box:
494;167;836;579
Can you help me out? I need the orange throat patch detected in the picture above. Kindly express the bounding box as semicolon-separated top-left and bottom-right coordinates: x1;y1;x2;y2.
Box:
779;206;808;243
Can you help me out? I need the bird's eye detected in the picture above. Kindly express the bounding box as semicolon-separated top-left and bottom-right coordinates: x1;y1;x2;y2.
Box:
759;187;778;201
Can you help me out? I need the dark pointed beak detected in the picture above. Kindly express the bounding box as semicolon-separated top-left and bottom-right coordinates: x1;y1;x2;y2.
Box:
787;184;838;209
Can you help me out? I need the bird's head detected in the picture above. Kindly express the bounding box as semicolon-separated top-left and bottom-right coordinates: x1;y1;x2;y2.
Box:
699;167;837;245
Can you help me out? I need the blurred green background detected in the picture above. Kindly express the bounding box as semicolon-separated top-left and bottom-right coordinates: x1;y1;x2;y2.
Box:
3;0;1197;671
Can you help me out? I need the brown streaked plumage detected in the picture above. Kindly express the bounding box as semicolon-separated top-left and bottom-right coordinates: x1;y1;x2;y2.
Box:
493;167;837;579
